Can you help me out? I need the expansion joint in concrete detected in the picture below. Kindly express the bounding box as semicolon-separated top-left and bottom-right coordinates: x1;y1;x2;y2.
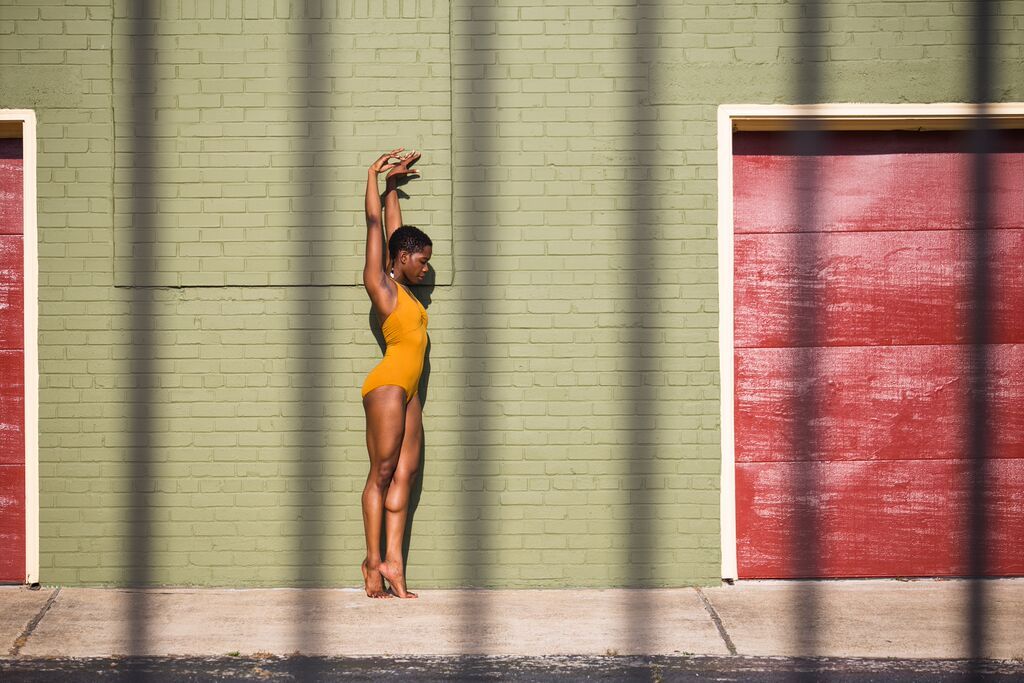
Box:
9;587;61;657
695;587;737;656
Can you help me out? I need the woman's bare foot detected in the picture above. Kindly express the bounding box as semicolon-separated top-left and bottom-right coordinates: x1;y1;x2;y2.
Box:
378;559;418;599
362;559;390;599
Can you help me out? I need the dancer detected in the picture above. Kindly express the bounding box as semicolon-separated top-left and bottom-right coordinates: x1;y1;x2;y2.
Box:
360;148;431;599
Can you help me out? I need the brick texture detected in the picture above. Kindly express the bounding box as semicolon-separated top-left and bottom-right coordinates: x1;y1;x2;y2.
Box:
1;0;1023;587
110;0;452;287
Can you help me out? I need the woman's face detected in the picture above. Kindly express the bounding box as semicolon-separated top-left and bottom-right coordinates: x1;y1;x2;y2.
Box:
399;246;432;284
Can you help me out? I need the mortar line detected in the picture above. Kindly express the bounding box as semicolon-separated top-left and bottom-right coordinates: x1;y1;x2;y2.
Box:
695;587;738;656
9;587;61;657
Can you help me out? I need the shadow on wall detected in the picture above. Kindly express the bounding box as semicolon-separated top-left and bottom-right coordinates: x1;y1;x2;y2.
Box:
966;0;995;677
289;0;332;664
787;0;826;675
782;1;997;676
624;0;658;651
120;0;998;671
453;0;496;661
126;2;157;673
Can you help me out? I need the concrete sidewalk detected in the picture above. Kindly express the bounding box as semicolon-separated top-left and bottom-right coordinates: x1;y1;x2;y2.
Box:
1;580;1022;661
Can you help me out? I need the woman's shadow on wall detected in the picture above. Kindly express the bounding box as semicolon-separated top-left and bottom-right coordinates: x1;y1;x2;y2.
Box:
367;257;436;579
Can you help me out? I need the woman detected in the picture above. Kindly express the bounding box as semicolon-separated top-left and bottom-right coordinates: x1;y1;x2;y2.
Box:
360;148;431;599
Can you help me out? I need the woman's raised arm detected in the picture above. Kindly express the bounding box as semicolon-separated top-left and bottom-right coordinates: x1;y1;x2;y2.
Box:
363;149;402;293
382;150;421;241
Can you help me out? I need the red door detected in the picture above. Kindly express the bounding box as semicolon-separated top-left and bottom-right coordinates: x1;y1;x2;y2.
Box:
0;136;25;583
732;129;1024;578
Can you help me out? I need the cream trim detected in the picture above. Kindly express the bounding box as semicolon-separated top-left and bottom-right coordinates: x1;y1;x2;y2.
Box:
723;102;1024;131
0;110;38;585
717;107;738;582
716;103;1024;582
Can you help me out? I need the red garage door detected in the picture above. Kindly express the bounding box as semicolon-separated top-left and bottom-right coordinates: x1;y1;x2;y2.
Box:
0;135;25;583
733;129;1024;578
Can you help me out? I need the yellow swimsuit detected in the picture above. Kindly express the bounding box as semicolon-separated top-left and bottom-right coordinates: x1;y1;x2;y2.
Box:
361;283;429;403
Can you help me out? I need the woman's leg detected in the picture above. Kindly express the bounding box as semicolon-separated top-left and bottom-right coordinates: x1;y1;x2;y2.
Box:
379;393;423;598
361;385;407;598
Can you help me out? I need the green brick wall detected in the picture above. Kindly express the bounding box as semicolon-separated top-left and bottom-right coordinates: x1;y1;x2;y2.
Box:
111;0;453;287
2;0;1023;587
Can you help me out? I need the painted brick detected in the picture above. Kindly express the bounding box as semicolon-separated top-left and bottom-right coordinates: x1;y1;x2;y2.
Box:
5;0;1024;590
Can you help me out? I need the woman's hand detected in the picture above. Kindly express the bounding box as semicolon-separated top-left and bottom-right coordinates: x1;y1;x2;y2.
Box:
369;148;404;175
386;150;421;184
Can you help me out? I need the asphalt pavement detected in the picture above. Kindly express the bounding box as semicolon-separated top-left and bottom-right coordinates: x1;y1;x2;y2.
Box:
3;654;1024;682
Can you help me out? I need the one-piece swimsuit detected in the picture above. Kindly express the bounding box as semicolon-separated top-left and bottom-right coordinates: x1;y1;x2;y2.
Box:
361;283;428;403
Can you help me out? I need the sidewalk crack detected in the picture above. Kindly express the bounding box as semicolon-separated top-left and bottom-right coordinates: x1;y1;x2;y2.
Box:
9;587;61;657
695;587;738;656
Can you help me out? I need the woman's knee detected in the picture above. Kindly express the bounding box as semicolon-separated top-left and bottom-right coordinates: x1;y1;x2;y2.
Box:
370;459;398;490
392;466;419;490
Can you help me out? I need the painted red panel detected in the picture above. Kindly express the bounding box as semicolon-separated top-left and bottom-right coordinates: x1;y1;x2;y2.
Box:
735;344;1024;463
735;229;1024;348
734;129;1024;579
0;138;23;235
0;463;26;582
734;130;1024;234
0;350;24;467
0;138;22;583
736;458;1024;578
0;235;25;349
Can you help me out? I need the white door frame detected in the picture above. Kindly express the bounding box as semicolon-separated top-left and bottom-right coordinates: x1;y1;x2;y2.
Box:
1;110;39;585
717;103;1024;581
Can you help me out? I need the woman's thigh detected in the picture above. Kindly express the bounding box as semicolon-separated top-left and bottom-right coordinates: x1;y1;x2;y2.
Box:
363;385;408;464
396;394;423;477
